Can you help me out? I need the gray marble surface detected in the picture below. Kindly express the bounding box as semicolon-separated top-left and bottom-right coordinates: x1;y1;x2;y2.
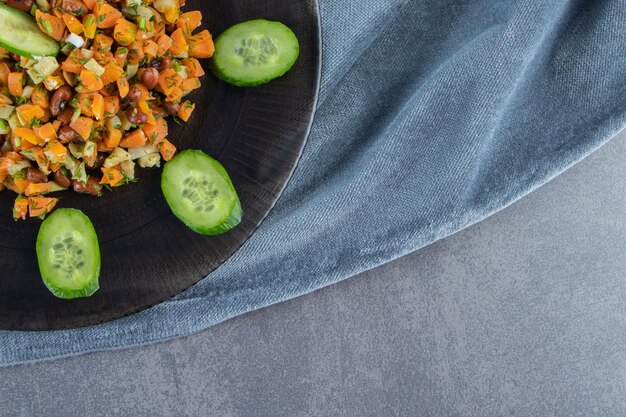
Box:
1;132;625;417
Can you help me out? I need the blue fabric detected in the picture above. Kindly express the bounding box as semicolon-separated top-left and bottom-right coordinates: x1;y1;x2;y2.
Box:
1;0;625;366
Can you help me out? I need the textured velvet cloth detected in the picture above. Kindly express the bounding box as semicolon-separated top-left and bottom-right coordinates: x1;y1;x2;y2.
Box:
1;0;625;366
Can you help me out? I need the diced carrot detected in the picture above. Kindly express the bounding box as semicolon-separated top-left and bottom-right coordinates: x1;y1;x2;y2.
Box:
96;51;114;66
70;117;94;140
132;83;152;101
153;20;166;39
176;11;202;34
82;0;97;10
0;158;12;176
7;178;30;194
167;87;183;103
25;182;52;197
187;30;215;58
43;141;68;164
0;63;10;85
97;141;112;152
3;152;24;162
94;2;122;29
138;100;156;125
127;42;145;65
76;93;95;117
28;197;58;218
35;10;66;42
13;197;28;220
92;93;105;121
163;2;180;23
79;69;104;93
101;61;124;85
119;129;147;148
36;123;57;142
181;77;201;92
143;40;159;58
159;139;176;161
117;76;129;98
113;19;138;46
16;105;45;125
83;14;97;39
104;127;122;149
114;46;129;67
8;72;24;97
134;28;145;42
13;128;43;146
103;95;119;118
142;117;168;145
52;120;62;132
21;141;37;151
62;14;84;35
31;85;50;109
156;34;173;56
61;49;86;74
177;101;195;122
169;28;188;55
182;58;205;77
157;68;183;101
100;166;124;186
14;177;29;189
93;34;114;56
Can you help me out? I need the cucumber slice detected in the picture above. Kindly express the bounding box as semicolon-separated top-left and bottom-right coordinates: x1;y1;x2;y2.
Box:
212;19;299;87
36;209;101;299
0;4;59;58
161;150;242;235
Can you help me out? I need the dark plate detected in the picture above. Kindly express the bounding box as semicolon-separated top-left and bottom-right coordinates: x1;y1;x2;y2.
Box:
0;0;321;330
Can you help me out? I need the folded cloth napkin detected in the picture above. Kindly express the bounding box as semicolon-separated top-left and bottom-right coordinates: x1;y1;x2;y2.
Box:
1;0;625;366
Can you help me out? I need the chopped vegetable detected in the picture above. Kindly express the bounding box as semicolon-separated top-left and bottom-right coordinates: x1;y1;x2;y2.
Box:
0;0;274;228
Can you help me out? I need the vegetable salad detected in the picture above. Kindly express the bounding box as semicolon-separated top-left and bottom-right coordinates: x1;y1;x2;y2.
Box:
0;0;213;220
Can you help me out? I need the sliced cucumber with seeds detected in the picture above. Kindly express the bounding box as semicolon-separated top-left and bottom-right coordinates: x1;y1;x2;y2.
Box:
161;150;242;235
36;209;101;299
0;4;59;58
212;19;299;87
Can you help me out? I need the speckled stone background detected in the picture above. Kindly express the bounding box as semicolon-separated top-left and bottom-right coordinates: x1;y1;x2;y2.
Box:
0;131;625;416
